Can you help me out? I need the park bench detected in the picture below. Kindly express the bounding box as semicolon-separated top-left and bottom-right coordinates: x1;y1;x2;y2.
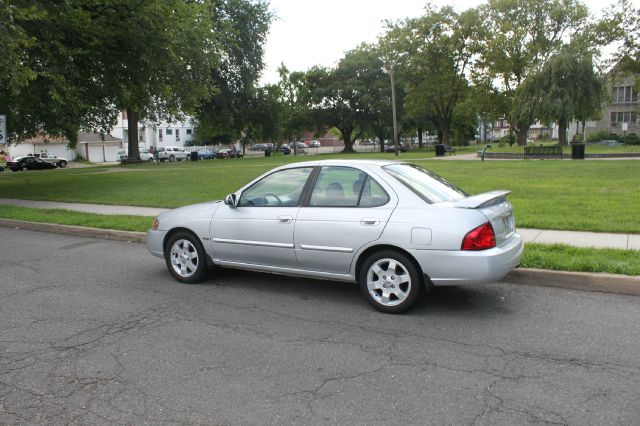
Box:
524;145;563;159
445;146;456;155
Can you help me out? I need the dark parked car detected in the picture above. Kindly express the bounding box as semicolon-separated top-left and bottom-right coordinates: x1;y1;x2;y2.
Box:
197;149;215;159
249;144;267;151
7;156;58;171
279;145;291;155
384;143;408;153
215;148;243;159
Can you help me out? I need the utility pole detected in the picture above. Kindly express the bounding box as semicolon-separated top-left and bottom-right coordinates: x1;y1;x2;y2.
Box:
390;65;399;157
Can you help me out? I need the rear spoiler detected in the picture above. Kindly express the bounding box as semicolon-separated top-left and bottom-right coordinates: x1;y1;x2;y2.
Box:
451;190;511;209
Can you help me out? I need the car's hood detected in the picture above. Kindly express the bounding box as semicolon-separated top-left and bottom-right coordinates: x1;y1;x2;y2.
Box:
157;201;221;229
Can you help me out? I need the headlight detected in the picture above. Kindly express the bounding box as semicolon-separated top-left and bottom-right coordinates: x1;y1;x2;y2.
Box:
151;218;159;231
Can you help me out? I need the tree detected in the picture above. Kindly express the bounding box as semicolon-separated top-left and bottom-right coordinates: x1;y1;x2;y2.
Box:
520;51;603;145
0;1;228;160
481;0;590;145
195;0;272;145
302;55;375;153
384;5;485;146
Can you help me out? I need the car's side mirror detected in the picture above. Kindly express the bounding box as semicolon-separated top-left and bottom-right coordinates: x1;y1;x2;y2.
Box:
224;193;238;207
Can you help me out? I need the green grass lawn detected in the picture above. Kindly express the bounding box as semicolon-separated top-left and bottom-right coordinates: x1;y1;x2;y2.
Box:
443;142;640;155
0;154;639;233
0;205;152;231
522;243;640;276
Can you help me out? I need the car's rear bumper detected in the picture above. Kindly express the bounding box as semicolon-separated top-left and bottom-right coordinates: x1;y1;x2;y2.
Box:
409;233;524;286
146;229;168;258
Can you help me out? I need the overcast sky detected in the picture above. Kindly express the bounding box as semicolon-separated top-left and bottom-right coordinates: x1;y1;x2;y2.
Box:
260;0;631;85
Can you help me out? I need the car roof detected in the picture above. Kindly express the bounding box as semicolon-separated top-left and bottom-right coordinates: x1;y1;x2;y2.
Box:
276;159;404;169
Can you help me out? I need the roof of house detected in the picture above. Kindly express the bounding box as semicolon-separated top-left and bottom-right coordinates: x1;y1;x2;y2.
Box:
78;131;122;143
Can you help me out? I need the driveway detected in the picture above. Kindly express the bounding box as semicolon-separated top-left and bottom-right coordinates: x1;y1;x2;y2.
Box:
1;228;639;424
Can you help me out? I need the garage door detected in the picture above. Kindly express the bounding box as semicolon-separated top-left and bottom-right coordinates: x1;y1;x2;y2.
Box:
88;145;104;163
104;145;120;162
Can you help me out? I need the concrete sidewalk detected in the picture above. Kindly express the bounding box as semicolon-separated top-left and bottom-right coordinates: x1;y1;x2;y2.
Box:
1;198;638;251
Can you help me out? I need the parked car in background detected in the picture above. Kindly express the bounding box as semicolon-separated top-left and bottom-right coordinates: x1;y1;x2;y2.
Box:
197;149;215;159
29;153;68;168
8;156;58;171
359;140;376;146
308;140;321;148
249;144;267;151
147;159;523;313
215;148;243;159
384;142;408;153
279;145;291;155
139;148;154;161
158;146;188;162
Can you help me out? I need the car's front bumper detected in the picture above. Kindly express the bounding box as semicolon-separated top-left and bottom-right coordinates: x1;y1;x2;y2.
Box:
409;233;524;286
146;229;168;258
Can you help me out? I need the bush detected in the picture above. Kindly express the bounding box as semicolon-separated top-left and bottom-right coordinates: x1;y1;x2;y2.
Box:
586;130;622;143
499;133;515;146
624;133;640;145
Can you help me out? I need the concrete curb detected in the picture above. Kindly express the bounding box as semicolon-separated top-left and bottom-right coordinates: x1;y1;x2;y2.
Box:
502;268;640;296
1;219;638;296
0;218;146;243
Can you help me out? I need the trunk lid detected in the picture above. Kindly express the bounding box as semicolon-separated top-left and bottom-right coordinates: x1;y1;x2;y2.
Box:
449;191;516;246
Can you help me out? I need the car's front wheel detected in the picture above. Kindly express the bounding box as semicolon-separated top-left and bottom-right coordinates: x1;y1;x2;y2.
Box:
165;232;208;284
359;250;421;314
58;161;67;168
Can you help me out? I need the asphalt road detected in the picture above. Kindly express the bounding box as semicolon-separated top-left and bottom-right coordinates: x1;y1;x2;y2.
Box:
1;228;639;425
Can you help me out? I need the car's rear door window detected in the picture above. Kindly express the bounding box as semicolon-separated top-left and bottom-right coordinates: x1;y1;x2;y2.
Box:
309;166;389;207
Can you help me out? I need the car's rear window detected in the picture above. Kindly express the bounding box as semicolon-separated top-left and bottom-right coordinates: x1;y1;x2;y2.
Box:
383;164;468;204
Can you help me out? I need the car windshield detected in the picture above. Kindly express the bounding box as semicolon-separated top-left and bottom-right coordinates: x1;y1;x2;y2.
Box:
383;163;468;204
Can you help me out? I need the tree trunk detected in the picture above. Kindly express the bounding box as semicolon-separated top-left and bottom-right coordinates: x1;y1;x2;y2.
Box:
341;127;356;153
417;127;423;148
376;129;386;153
126;109;140;160
515;125;528;146
558;117;567;146
441;126;450;146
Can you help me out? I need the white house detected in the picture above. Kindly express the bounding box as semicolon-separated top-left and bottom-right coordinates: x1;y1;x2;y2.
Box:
111;112;196;150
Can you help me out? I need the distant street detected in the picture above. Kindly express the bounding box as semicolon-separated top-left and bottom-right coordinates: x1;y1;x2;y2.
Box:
1;228;639;425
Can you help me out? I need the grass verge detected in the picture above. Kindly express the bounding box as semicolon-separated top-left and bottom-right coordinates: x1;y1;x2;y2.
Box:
522;243;640;276
0;205;152;232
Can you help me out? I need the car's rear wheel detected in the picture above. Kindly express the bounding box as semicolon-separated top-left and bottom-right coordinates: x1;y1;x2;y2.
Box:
22;165;28;171
147;157;153;162
359;250;421;314
165;232;207;284
58;161;67;168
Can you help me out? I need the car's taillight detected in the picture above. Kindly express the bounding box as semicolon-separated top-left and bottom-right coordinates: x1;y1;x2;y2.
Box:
461;222;495;251
152;218;159;231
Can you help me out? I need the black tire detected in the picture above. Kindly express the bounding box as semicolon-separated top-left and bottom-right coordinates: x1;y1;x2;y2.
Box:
358;250;422;314
169;154;175;162
164;231;208;284
147;157;153;162
22;165;28;172
58;161;67;168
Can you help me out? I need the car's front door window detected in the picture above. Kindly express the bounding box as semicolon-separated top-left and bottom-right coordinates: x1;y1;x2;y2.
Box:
238;167;313;207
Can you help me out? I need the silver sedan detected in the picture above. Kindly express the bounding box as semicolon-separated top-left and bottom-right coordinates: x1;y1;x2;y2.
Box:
147;159;523;313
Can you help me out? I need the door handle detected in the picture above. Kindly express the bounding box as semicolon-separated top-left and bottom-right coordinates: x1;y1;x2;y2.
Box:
360;218;380;226
277;215;293;224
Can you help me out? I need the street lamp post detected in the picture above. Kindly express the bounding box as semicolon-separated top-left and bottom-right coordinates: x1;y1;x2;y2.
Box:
389;64;399;157
381;52;406;157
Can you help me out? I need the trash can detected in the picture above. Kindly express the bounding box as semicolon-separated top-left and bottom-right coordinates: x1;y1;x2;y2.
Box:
435;144;445;157
190;151;199;161
570;143;585;160
264;148;271;157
